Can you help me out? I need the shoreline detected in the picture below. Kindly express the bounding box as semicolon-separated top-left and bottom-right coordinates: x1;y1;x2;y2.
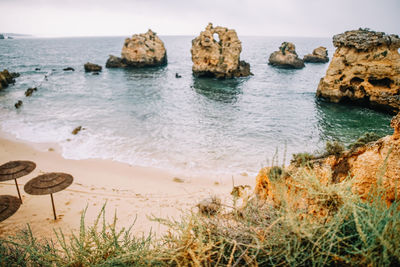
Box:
0;132;255;239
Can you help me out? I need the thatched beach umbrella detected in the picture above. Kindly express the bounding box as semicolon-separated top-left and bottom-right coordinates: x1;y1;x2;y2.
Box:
24;172;73;220
0;161;36;203
0;195;22;222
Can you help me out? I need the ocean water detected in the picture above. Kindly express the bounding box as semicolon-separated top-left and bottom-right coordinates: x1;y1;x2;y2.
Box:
0;36;393;176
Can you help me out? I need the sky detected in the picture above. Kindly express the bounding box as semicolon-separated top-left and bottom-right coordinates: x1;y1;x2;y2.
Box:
0;0;399;37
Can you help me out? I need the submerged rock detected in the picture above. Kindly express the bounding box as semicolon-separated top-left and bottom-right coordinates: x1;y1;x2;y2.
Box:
191;23;252;78
255;112;400;217
303;46;329;63
84;62;102;72
63;67;75;71
0;69;16;90
25;87;37;97
72;126;83;135
106;30;167;68
317;29;400;114
268;42;305;69
14;100;23;109
10;72;20;78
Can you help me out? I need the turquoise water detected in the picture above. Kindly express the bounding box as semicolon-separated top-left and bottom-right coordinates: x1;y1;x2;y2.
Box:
0;36;393;176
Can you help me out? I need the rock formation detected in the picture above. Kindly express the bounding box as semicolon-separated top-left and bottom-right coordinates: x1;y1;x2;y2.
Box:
14;100;22;109
268;42;305;69
106;29;167;68
190;23;252;78
317;29;400;114
84;62;102;72
0;69;15;90
303;47;329;63
0;34;4;40
105;55;127;68
255;112;400;217
25;87;37;97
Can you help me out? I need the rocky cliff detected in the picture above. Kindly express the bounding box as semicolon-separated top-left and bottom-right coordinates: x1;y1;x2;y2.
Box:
106;30;167;68
317;29;400;114
190;23;251;78
268;42;305;69
303;47;329;63
255;112;400;216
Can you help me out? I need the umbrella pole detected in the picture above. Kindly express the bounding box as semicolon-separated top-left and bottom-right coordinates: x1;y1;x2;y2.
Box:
14;179;22;203
50;193;57;220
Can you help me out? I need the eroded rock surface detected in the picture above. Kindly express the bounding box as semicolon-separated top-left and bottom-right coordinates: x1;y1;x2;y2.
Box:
303;47;329;63
190;23;252;78
317;29;400;114
0;69;15;90
268;42;305;69
106;30;167;68
255;112;400;217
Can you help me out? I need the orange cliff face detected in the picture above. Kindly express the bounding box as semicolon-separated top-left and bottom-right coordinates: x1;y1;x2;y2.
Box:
317;29;400;114
255;112;400;216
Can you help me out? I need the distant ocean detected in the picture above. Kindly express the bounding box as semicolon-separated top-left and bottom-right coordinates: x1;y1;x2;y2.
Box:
0;36;393;176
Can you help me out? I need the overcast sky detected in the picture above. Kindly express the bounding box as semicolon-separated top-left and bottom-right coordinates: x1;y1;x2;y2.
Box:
0;0;399;37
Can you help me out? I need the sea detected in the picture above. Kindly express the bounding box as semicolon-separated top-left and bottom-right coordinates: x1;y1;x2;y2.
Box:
0;36;393;177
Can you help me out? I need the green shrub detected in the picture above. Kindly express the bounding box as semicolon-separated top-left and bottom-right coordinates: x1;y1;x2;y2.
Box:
325;140;345;157
291;152;315;167
349;132;381;150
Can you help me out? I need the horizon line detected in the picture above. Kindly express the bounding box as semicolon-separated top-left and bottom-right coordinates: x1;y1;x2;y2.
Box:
3;33;333;39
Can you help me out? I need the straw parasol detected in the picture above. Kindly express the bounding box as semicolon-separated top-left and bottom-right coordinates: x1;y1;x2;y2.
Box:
0;161;36;203
24;172;73;220
0;195;22;222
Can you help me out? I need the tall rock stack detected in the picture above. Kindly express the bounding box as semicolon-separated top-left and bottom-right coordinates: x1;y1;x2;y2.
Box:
317;29;400;114
190;23;252;78
106;29;167;68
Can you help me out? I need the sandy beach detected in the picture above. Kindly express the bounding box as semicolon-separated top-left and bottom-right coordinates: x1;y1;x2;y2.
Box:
0;133;255;240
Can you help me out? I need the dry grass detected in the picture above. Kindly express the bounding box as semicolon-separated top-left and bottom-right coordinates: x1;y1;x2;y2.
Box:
1;164;400;266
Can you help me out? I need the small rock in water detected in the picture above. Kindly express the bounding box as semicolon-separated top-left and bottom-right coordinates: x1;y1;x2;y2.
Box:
10;72;20;78
175;73;182;78
84;62;102;72
14;100;23;109
105;55;127;68
25;87;37;97
63;67;75;71
303;46;329;63
35;68;41;71
92;72;100;75
268;42;305;69
72;126;82;135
